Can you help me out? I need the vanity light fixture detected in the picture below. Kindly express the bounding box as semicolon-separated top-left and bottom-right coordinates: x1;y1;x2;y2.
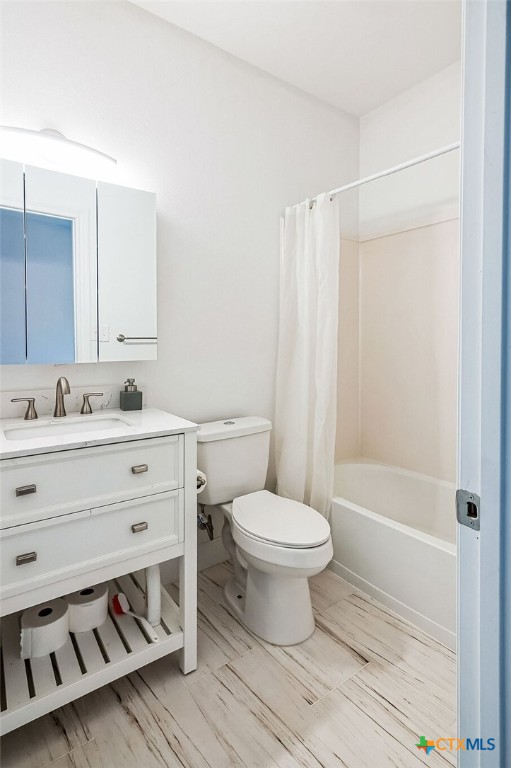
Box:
0;125;117;177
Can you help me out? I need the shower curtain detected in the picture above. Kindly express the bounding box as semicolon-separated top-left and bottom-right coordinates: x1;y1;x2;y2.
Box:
275;193;340;518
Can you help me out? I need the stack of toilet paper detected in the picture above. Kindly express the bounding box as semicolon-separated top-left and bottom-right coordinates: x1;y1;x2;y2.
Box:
20;583;108;659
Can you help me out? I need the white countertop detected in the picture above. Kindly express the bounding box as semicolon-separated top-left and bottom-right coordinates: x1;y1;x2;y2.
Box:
0;408;198;460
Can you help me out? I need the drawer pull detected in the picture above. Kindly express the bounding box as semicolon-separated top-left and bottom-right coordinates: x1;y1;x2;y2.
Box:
131;522;148;534
131;464;148;474
16;551;37;566
16;484;37;497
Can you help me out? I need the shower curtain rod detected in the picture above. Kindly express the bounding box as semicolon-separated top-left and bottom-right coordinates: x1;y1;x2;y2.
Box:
307;141;461;205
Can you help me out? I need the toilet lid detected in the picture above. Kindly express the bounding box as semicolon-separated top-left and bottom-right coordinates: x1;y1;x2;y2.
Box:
232;491;331;548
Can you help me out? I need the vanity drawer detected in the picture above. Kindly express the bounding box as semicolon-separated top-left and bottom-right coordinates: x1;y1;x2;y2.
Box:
0;490;183;597
0;435;183;528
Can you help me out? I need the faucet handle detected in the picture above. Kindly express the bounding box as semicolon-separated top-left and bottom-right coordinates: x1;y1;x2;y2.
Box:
11;398;38;421
81;393;104;415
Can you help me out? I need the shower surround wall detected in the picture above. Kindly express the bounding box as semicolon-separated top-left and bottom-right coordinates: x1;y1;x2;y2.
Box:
360;220;459;481
331;66;461;640
336;62;461;483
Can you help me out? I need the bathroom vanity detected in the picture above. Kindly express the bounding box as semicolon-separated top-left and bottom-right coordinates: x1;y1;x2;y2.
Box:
0;408;198;735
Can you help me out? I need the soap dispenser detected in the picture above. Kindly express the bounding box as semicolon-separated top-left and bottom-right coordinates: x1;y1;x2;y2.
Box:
120;378;142;411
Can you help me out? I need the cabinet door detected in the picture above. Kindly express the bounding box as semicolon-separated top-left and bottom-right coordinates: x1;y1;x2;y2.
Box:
24;166;98;364
0;160;25;364
97;182;157;361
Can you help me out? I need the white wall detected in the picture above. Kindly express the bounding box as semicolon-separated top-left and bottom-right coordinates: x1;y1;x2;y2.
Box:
0;0;358;433
359;62;461;242
359;62;461;174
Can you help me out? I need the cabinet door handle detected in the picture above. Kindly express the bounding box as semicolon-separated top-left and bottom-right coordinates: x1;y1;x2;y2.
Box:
16;484;37;497
131;464;148;474
117;334;157;342
131;522;148;533
16;551;37;566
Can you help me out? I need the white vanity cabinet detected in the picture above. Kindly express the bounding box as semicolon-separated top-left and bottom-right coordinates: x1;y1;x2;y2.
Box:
0;409;198;735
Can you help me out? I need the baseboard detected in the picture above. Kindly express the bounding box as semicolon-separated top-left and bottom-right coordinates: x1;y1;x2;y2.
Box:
328;559;456;651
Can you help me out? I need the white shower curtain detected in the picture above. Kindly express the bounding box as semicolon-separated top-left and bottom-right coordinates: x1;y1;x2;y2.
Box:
275;193;340;518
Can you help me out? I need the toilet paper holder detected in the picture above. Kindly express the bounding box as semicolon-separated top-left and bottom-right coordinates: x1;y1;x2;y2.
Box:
196;470;207;493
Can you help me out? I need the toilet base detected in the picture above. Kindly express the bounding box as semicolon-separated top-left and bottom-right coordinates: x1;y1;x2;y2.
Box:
224;577;246;619
224;568;315;646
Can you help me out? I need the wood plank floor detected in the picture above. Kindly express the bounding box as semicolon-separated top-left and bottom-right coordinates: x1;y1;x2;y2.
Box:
0;563;456;768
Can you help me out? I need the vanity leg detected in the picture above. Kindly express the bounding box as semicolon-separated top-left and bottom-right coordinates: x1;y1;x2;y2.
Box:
145;563;161;626
179;555;197;673
179;430;197;674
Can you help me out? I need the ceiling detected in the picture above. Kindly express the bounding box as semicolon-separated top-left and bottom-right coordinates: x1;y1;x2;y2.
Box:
131;0;461;116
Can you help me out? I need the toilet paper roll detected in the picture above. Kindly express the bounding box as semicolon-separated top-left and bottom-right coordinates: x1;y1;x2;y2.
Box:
197;470;208;494
20;598;69;659
65;583;108;633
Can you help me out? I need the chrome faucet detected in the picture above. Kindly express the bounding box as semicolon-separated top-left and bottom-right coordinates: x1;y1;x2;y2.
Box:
54;377;70;417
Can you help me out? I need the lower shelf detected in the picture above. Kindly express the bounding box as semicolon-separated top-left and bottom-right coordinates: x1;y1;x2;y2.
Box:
0;574;183;735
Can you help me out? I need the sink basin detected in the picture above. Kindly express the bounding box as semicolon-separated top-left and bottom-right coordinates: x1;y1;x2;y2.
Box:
3;413;134;441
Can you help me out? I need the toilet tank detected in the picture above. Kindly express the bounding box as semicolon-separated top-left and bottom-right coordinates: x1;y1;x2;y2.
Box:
197;417;272;506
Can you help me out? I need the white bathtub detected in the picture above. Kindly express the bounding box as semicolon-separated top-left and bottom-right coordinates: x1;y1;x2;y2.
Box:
329;460;456;649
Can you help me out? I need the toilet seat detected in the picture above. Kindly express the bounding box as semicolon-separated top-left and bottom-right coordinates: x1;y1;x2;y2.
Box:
231;518;333;571
232;490;330;549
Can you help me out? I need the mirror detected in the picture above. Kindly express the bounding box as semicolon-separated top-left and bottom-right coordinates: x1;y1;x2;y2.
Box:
0;159;157;364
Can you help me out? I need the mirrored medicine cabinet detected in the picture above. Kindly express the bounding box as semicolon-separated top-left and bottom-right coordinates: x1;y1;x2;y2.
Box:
0;159;157;365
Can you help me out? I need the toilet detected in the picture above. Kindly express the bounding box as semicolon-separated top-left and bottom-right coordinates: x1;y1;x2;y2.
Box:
197;417;333;645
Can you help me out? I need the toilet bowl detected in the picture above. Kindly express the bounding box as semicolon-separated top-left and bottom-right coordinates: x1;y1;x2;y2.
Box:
197;417;333;645
219;491;333;645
